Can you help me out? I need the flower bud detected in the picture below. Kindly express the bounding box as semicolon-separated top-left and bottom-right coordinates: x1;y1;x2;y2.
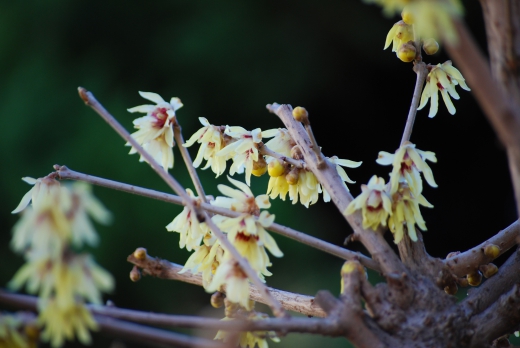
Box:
252;156;267;177
130;266;141;282
467;271;483;286
484;244;500;259
397;43;416;63
286;168;300;185
292;107;308;122
401;7;414;25
211;291;225;308
341;261;365;275
268;160;285;177
480;263;498;278
422;38;439;55
444;282;458;295
133;247;147;260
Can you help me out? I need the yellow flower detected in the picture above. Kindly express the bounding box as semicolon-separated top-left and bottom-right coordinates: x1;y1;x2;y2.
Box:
126;91;183;170
288;170;321;207
211;176;270;215
388;184;433;243
377;142;436;195
206;259;251;309
345;176;392;230
166;189;208;251
262;128;294;157
322;157;362;201
180;234;224;288
384;20;414;53
418;61;470;117
266;175;290;201
183;117;227;177
216;127;275;185
215;313;280;348
38;300;97;348
0;314;31;348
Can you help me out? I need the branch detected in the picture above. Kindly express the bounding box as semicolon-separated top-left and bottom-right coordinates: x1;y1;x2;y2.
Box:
257;143;306;169
444;220;520;277
267;103;405;276
127;249;326;318
173;123;208;203
56;166;381;272
0;292;224;348
444;21;520;217
78;87;287;318
468;284;520;347
462;247;520;316
400;62;428;145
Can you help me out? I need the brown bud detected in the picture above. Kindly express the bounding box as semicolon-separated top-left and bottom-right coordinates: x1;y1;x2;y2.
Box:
286;168;300;185
292;107;309;122
444;282;458;295
480;263;498;278
397;42;416;63
130;266;141;282
456;277;469;288
211;291;225;308
484;244;500;259
467;271;483;287
133;247;147;260
422;38;439;55
252;156;267;177
268;159;285;177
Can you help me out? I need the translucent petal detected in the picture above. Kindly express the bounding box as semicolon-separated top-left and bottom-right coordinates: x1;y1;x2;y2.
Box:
334;158;362;168
127;104;155;113
138;91;165;104
440;89;456;115
170;97;183;111
227;176;253;197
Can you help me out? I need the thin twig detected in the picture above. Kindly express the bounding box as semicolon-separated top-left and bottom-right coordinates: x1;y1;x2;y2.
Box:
258;143;306;169
78;88;287;318
127;250;326;317
400;62;427;145
444;220;520;277
56;166;381;271
173;123;208;203
0;292;223;348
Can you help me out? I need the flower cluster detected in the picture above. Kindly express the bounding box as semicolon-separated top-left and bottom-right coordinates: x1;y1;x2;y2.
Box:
175;176;282;309
418;61;471;118
127;91;183;170
346;142;435;243
0;313;38;348
10;177;113;347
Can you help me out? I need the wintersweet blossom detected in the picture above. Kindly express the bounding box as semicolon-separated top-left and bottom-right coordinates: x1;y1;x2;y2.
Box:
0;314;32;348
266;175;290;201
377;142;437;195
388;183;433;243
384;20;414;53
288;170;321;207
180;233;224;288
215;313;280;348
126;91;183;170
183;117;227;177
38;299;98;347
166;189;208;251
322;157;362;201
206;259;251;309
211;176;270;215
213;211;282;278
418;61;470;118
262;128;294;158
345;176;392;230
216;127;276;185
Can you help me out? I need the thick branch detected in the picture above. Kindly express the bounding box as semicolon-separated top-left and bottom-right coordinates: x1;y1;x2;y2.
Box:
127;250;326;317
267;103;405;276
258;143;306;169
444;220;520;277
469;284;520;347
56;166;380;271
462;247;520;316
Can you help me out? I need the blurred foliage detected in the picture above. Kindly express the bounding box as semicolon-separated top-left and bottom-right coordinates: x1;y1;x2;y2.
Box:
0;0;514;347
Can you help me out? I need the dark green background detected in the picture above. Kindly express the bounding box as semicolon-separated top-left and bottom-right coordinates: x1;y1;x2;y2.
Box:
0;1;514;347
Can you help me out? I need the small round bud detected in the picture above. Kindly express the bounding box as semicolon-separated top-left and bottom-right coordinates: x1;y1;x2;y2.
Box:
341;261;365;275
292;107;308;122
484;244;500;259
133;247;147;260
252;157;267;177
286;168;300;185
397;43;416;63
422;38;439;55
401;7;414;24
211;291;225;308
268;160;285;177
130;266;141;282
444;282;458;295
467;271;483;287
480;263;498;278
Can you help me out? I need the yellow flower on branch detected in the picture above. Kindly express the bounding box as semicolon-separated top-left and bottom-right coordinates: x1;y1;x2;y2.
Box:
206;259;251;309
418;61;470;118
345;176;392;230
127;91;183;170
215;313;280;348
